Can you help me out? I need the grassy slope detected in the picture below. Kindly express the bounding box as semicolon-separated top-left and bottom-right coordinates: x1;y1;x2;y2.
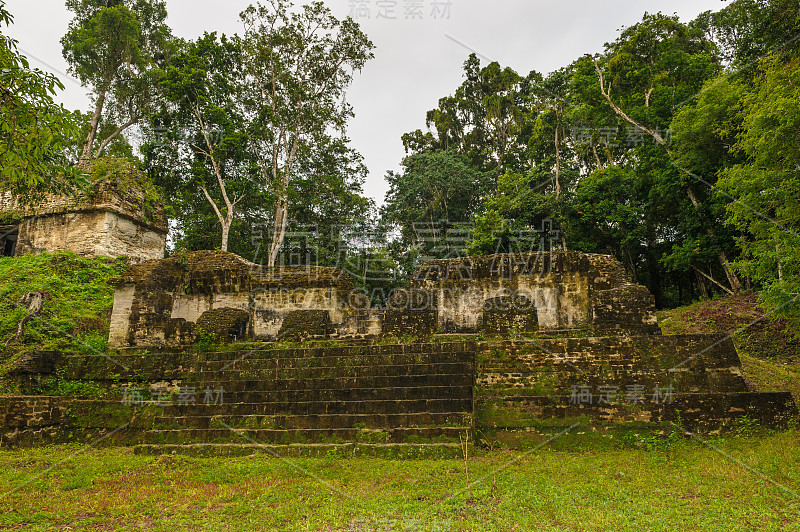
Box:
0;252;127;391
657;292;800;402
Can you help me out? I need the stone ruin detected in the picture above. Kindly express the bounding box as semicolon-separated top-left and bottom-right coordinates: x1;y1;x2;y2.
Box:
0;163;167;261
107;250;660;347
0;249;796;454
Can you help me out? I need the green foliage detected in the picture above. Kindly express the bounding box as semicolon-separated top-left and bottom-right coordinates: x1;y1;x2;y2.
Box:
385;11;729;308
718;56;800;317
239;0;375;267
61;0;173;161
382;149;493;275
145;4;375;258
0;2;82;197
0;252;128;363
696;0;800;72
88;157;163;222
36;372;106;399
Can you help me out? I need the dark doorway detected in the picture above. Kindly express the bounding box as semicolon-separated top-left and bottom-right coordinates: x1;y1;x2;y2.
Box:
0;225;18;257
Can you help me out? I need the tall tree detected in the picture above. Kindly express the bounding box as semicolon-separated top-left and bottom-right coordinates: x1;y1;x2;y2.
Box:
696;0;800;70
239;0;374;267
146;33;260;252
718;56;800;311
1;1;80;196
62;0;172;165
589;12;742;294
414;54;527;175
382;149;493;245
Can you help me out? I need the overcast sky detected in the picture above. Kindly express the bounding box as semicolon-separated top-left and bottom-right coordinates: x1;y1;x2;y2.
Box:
4;0;724;206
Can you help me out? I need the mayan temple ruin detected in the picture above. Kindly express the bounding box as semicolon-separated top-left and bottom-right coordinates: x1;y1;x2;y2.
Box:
0;160;167;261
0;248;796;455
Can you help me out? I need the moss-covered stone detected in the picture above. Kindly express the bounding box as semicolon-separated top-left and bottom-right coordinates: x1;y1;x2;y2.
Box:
382;310;436;337
195;308;249;342
278;310;332;339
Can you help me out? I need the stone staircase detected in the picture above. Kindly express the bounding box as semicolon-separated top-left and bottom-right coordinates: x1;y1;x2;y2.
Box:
0;343;475;457
2;335;797;455
475;335;798;449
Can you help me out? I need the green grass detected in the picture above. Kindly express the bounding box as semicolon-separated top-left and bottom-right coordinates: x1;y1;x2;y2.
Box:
657;292;800;361
0;251;128;394
0;251;127;353
0;431;798;531
740;352;800;404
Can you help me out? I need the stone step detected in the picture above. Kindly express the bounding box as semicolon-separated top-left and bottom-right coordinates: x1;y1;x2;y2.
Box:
62;357;475;382
132;442;467;459
182;362;473;381
151;398;475;416
63;401;474;429
134;385;473;402
477;369;748;394
477;335;739;369
139;426;472;445
59;344;476;379
476;392;798;432
174;374;475;391
478;353;741;371
152;412;473;430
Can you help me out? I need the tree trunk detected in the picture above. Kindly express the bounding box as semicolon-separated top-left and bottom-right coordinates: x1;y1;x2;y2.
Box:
693;266;710;299
554;124;561;198
647;237;663;309
691;263;734;295
591;144;602;168
194;104;241;254
554;124;568;252
686;185;743;293
268;193;288;268
7;291;50;345
221;218;231;253
94;115;139;158
80;90;106;167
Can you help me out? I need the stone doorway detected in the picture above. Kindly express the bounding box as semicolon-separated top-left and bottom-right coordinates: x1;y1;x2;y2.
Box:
0;225;18;257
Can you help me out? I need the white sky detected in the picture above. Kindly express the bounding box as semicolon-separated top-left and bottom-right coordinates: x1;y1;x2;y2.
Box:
3;0;724;206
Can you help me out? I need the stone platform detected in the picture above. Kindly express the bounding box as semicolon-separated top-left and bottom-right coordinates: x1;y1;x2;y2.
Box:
475;335;798;449
1;334;796;455
0;342;475;457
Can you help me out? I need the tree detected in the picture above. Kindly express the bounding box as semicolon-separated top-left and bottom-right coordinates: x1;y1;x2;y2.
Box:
669;76;747;295
414;54;527;175
589;12;742;295
696;0;800;70
239;0;374;267
146;33;259;252
62;0;172;165
1;2;80;196
718;56;800;311
382;149;493;247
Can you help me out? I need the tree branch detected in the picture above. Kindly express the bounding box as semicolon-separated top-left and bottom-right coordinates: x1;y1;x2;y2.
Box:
590;56;665;145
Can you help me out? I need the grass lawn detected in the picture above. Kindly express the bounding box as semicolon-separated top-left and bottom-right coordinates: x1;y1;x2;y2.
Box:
1;430;799;531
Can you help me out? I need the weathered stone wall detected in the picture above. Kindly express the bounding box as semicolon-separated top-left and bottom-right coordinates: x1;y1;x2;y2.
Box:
0;163;167;260
109;251;662;346
410;252;659;335
0;342;476;449
15;210;165;260
108;251;355;347
474;335;799;447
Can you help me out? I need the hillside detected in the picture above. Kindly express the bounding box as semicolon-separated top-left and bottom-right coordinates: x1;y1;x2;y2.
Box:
658;292;800;402
0;252;128;393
